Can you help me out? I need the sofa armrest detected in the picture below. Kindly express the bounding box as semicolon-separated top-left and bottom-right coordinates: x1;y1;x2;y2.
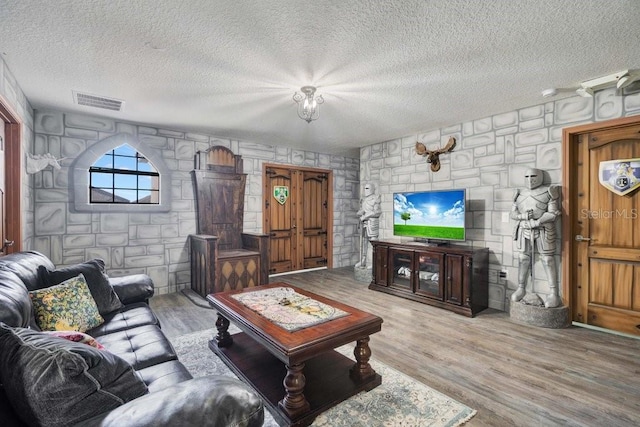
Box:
75;376;264;427
109;274;154;305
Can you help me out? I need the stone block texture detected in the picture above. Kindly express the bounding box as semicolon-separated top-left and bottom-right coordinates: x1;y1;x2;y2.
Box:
33;111;360;294
359;88;640;311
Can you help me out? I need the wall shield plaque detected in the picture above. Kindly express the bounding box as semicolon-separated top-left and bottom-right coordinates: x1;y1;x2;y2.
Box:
273;185;289;205
599;158;640;196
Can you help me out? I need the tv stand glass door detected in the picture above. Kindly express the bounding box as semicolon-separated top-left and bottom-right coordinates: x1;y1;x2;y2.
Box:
415;252;444;300
389;248;444;299
390;249;413;292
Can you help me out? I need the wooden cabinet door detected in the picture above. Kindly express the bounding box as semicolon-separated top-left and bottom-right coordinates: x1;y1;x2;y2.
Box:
264;165;331;274
445;254;464;306
372;243;388;286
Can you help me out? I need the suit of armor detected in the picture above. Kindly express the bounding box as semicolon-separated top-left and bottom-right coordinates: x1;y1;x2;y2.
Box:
510;168;562;308
355;183;382;268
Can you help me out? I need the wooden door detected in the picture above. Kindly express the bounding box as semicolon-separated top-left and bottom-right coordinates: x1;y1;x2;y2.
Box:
563;116;640;336
0;121;5;255
264;165;331;274
301;170;329;269
0;99;21;255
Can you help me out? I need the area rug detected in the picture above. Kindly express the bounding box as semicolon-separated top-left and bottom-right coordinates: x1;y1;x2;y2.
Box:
170;329;476;427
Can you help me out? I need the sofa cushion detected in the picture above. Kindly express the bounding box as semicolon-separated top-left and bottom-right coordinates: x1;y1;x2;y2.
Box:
77;376;265;427
0;323;148;427
88;301;160;337
29;274;104;333
137;360;193;393
0;267;34;328
0;251;55;291
95;324;178;370
38;259;123;315
109;274;154;305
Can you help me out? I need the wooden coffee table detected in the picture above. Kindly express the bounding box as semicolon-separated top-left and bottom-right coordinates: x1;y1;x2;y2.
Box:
206;283;383;427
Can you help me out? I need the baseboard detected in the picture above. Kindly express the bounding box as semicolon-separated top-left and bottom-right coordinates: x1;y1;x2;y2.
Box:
572;321;639;341
269;266;327;278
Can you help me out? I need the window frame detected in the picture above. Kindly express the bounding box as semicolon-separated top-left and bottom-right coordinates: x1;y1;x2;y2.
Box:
89;146;160;204
71;133;172;213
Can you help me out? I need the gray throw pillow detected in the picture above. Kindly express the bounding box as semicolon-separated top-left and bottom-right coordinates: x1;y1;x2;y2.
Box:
38;259;123;315
0;322;148;427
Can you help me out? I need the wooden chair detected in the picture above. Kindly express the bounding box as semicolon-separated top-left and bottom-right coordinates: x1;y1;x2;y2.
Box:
190;146;269;297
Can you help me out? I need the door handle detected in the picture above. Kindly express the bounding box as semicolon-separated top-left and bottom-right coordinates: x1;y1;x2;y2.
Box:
3;239;14;250
575;235;591;242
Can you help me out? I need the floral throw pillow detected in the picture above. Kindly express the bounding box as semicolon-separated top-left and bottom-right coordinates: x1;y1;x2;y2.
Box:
29;274;104;333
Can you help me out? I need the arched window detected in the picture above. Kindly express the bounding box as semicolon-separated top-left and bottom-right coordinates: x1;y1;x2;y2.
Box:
71;133;171;213
89;144;160;204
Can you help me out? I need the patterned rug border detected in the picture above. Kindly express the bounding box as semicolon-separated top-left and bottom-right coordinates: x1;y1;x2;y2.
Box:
169;328;476;427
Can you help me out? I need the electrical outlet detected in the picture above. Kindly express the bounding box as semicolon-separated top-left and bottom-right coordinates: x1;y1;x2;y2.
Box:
498;269;507;284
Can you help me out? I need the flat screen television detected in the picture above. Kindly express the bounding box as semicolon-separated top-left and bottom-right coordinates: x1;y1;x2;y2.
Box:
393;189;466;243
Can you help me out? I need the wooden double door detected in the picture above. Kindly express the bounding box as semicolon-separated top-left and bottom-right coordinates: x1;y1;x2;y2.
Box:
263;165;332;274
563;116;640;336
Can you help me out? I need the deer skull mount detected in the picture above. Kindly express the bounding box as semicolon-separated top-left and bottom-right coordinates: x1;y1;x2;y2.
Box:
415;136;457;172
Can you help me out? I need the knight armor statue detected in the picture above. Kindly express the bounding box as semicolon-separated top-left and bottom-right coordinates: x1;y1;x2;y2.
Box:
510;168;561;308
355;183;382;268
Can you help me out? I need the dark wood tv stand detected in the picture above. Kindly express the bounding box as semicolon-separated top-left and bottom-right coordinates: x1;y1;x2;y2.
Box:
369;240;489;317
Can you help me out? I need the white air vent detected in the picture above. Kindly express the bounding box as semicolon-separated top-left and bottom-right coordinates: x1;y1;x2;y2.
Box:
73;91;124;111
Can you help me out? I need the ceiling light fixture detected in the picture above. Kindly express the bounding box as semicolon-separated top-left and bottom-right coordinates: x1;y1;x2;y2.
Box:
293;86;324;123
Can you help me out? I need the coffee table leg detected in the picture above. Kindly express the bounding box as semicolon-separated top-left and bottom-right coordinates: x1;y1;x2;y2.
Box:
215;313;233;347
350;336;376;381
278;362;310;418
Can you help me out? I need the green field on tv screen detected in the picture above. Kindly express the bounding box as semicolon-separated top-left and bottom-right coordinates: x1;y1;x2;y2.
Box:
394;224;464;240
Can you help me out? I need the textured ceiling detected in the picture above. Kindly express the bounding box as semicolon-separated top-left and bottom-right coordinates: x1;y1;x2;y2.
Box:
1;0;640;156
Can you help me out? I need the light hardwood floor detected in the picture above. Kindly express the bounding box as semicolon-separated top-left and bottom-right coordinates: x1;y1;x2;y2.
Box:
150;267;640;427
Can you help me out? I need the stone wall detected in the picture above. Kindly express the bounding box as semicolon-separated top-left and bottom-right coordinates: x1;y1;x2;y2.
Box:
0;56;35;250
360;89;640;311
34;110;360;294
